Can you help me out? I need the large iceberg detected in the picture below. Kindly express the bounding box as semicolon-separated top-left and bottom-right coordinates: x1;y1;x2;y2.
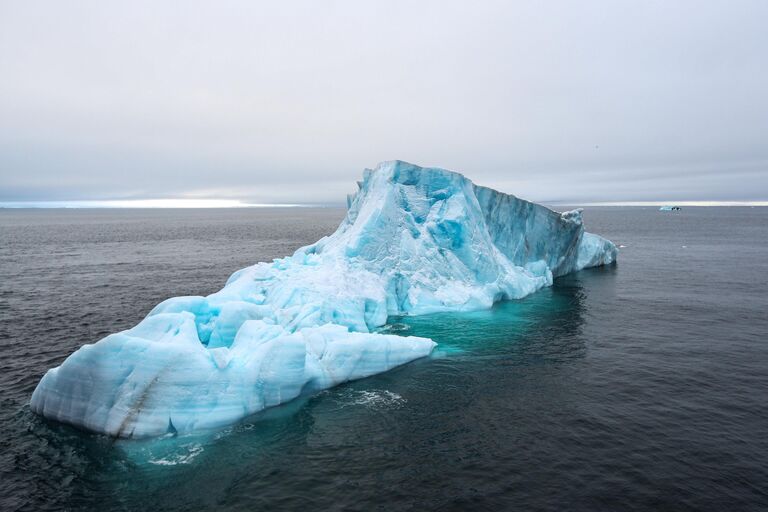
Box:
31;161;617;438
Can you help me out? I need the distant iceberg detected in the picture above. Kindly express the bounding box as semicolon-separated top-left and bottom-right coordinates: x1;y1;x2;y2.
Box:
659;206;681;211
31;161;617;438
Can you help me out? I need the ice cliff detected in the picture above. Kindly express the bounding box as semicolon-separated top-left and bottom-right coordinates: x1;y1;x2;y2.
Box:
31;161;617;438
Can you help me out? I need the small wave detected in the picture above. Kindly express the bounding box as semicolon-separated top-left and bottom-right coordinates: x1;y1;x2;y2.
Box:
147;444;204;466
344;390;406;409
377;323;411;334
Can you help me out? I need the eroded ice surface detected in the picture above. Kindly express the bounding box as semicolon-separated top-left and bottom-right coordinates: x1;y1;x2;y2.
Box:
31;161;617;437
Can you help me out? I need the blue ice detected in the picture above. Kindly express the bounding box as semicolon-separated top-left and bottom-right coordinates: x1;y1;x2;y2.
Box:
31;161;617;437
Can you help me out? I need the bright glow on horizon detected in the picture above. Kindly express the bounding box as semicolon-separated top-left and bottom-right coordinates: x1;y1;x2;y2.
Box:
0;199;308;208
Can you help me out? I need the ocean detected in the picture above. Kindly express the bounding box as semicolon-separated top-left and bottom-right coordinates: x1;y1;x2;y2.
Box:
1;206;766;511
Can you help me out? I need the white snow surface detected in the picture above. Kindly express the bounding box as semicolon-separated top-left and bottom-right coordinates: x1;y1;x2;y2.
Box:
31;161;617;437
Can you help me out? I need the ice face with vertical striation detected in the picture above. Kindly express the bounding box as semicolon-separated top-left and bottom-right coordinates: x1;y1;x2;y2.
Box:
31;161;617;438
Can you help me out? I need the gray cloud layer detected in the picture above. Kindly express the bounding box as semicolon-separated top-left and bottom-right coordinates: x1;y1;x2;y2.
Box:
1;0;767;203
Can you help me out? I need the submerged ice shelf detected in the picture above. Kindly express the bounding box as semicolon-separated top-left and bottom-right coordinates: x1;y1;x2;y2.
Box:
31;161;617;438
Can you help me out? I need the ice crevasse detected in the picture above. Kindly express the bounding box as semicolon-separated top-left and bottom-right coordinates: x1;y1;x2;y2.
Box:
31;161;617;438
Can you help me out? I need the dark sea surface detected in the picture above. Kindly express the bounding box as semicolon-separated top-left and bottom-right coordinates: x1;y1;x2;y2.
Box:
1;206;767;511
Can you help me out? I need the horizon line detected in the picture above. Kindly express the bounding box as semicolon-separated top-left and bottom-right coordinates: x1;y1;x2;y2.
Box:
0;199;326;209
1;199;767;209
548;200;768;207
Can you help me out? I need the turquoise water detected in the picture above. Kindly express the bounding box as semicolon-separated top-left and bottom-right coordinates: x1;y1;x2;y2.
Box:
1;207;767;510
391;276;591;354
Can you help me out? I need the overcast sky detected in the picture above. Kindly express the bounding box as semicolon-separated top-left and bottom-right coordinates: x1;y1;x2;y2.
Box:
1;0;766;205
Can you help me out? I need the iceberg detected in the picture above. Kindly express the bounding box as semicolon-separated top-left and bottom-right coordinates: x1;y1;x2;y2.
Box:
31;161;617;438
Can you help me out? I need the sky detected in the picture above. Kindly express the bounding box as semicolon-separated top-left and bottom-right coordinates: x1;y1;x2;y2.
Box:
1;0;767;205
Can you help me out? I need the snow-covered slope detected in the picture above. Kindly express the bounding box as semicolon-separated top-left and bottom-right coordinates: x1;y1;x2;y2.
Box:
31;161;617;438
